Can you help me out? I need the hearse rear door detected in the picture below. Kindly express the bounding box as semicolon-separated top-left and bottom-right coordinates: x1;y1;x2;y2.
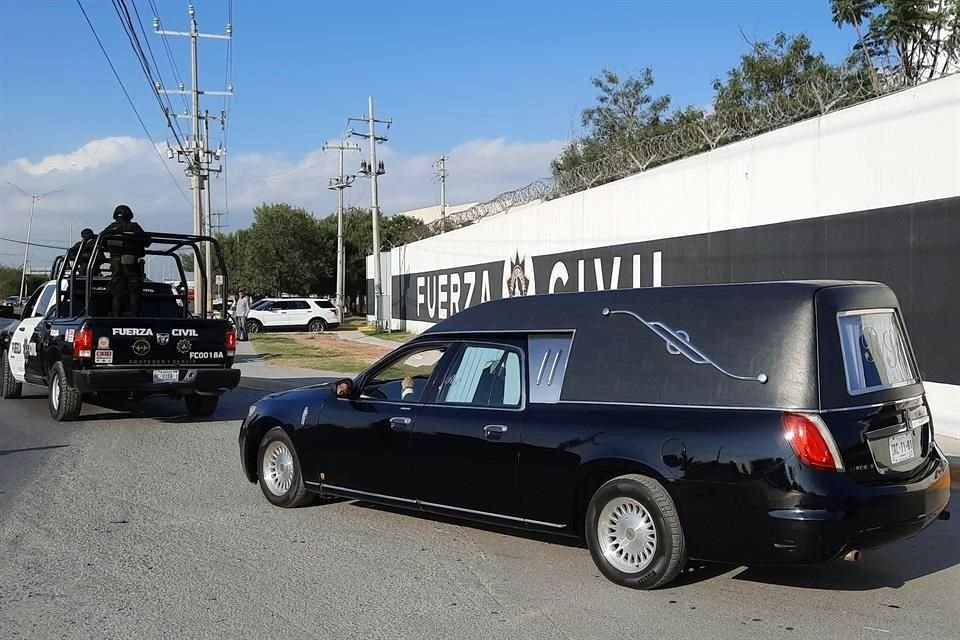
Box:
412;340;526;522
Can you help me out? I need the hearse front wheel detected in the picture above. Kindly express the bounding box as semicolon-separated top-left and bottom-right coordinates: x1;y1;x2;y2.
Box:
585;474;686;589
257;426;315;508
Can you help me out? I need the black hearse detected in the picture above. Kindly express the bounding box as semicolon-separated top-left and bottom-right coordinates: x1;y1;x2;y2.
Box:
238;280;951;589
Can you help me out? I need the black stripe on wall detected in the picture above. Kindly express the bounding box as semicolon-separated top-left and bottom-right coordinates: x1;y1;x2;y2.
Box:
386;196;960;385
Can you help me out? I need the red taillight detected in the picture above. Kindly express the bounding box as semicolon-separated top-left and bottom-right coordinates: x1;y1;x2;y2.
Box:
782;413;844;471
73;326;94;359
225;330;236;356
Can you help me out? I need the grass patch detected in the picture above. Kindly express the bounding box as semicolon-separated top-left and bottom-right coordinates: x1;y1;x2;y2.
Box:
369;331;413;343
251;333;390;374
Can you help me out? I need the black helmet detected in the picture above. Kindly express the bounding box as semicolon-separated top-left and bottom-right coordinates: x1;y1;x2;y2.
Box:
80;228;94;240
113;205;134;221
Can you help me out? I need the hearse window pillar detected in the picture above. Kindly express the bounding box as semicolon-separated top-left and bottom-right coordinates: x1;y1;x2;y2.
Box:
527;333;574;404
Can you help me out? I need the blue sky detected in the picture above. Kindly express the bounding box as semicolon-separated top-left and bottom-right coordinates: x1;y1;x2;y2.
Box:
0;0;858;267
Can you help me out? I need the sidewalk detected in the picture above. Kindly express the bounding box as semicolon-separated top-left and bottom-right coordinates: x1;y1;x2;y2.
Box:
234;340;352;394
335;329;402;350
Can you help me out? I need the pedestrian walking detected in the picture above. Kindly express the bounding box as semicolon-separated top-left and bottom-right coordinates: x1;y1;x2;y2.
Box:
234;289;251;341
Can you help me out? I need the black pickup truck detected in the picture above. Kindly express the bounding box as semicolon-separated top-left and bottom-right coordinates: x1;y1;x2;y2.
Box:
0;231;240;421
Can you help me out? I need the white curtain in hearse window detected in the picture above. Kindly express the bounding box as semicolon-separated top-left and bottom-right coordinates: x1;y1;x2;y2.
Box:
838;310;915;395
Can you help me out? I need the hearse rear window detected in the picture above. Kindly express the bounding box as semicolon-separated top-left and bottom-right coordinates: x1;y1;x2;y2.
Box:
837;309;916;395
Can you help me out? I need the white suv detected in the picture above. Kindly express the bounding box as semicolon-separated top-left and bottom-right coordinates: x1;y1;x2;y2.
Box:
245;298;340;334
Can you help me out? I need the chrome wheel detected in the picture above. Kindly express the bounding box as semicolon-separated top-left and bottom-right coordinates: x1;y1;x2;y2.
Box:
262;440;295;496
597;497;657;573
51;374;60;411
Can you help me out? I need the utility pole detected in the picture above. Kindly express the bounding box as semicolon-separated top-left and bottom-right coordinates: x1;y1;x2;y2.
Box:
154;4;231;318
322;139;360;324
348;97;391;330
434;155;448;233
6;182;63;301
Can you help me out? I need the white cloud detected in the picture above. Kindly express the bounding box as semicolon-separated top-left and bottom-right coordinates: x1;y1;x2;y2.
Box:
0;135;564;269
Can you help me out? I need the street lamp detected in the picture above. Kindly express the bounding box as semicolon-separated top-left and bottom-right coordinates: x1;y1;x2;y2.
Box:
6;182;64;302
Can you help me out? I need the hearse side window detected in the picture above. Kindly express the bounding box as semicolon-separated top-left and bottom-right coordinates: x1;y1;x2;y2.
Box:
527;333;574;404
837;309;916;396
435;345;522;408
359;346;447;403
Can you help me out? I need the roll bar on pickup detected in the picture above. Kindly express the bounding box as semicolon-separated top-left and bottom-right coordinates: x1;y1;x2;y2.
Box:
54;230;229;319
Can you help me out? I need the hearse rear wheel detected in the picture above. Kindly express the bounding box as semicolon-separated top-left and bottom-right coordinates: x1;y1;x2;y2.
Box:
1;350;22;399
257;426;316;508
585;474;686;590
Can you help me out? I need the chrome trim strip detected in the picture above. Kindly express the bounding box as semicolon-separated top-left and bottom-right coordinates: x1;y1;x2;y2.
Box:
524;517;567;529
304;480;321;486
556;399;795;412
867;422;908;439
547;350;561;386
536;350;549;386
321;484;417;504
419;500;566;528
320;485;567;529
819;394;924;413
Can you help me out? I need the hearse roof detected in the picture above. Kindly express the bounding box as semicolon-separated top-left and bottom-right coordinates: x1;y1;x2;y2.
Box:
420;280;903;411
421;280;882;337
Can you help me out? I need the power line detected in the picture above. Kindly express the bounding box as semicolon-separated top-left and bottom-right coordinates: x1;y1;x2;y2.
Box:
127;0;190;145
0;236;69;251
147;0;190;114
111;0;189;155
75;0;190;205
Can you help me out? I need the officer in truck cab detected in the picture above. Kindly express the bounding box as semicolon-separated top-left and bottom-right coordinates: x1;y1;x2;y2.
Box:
101;205;150;317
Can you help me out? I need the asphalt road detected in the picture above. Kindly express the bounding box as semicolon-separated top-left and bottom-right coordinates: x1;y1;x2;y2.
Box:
1;384;958;640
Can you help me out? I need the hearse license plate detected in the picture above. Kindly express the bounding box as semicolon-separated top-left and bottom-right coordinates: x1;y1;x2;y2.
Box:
889;431;915;464
152;370;179;384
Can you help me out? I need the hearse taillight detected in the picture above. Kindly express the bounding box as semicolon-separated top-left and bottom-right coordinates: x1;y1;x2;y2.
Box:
73;325;94;360
226;330;236;357
782;413;845;471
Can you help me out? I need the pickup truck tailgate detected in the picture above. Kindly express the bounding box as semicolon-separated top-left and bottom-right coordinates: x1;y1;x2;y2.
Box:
89;319;233;368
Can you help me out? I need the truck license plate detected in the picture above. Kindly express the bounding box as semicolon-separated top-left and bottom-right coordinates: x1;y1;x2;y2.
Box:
889;432;915;464
152;370;179;383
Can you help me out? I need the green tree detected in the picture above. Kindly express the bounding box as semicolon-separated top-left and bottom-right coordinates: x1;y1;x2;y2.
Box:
551;68;675;178
0;266;45;301
712;32;847;113
245;203;325;297
831;0;960;83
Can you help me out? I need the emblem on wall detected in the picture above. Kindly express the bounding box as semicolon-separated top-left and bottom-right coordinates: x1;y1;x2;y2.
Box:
506;251;530;297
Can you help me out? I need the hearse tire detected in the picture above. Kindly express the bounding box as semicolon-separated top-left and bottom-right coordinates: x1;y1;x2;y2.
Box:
1;350;22;399
185;394;219;417
257;426;315;508
585;474;686;590
48;362;82;422
307;318;327;333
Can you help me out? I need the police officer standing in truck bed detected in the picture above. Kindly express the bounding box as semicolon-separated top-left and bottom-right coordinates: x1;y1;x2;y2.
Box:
101;204;150;317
